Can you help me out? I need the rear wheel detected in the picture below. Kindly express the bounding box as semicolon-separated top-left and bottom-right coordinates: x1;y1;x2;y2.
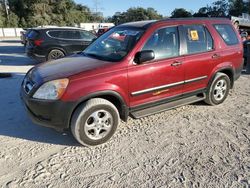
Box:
205;73;230;105
71;98;120;146
47;49;65;61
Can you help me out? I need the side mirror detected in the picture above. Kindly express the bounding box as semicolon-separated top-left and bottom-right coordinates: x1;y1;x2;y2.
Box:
134;50;155;64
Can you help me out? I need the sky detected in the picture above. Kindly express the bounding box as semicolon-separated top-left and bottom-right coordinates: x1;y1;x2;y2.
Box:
75;0;217;17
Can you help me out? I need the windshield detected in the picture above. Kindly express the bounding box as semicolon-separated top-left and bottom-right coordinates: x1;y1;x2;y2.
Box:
84;27;144;62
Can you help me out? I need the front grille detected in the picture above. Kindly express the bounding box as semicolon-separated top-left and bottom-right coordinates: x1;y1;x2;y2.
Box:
23;77;35;94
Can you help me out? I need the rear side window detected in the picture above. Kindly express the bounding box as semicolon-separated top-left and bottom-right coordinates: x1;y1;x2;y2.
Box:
142;26;180;60
183;25;214;54
48;31;62;38
214;24;239;45
79;31;96;41
48;30;81;40
65;31;81;39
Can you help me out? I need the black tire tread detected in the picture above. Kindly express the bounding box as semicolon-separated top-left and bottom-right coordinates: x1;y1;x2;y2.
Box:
71;98;120;146
47;49;65;61
205;72;230;105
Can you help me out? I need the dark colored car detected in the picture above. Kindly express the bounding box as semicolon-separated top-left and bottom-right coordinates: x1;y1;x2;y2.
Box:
21;18;243;146
26;27;96;62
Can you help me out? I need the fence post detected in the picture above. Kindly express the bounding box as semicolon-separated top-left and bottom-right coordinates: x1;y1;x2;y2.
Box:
2;28;5;37
246;42;250;74
14;28;17;37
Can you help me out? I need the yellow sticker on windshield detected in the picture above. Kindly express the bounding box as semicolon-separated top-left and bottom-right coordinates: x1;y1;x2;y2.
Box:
190;30;199;41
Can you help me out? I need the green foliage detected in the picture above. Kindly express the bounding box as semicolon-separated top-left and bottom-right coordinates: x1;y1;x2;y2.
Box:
0;6;6;27
193;7;209;17
1;0;250;28
171;8;192;18
1;0;100;27
6;11;19;27
109;7;163;25
206;0;229;17
228;0;248;16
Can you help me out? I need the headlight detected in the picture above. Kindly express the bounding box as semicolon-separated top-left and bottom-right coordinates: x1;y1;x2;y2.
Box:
33;78;69;100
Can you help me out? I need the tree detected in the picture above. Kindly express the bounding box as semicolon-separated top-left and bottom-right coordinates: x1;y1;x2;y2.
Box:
109;7;163;25
228;0;247;16
146;7;163;19
206;0;229;17
5;11;18;27
244;0;250;14
171;8;192;18
0;4;6;27
193;7;209;17
6;0;97;27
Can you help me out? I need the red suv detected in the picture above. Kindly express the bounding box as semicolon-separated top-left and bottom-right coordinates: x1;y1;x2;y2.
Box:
21;18;243;146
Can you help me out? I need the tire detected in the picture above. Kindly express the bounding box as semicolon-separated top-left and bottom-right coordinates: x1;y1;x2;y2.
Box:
47;49;65;61
71;98;120;146
205;72;231;105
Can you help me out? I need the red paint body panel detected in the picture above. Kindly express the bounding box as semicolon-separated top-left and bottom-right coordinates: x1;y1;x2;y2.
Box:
128;57;185;107
38;18;243;109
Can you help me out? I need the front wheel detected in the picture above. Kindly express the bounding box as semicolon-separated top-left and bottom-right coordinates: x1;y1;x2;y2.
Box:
205;73;230;105
71;98;120;146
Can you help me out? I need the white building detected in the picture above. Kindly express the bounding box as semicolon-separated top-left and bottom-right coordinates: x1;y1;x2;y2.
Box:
79;23;114;31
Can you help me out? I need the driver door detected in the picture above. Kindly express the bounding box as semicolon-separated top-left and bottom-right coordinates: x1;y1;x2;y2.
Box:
128;26;185;107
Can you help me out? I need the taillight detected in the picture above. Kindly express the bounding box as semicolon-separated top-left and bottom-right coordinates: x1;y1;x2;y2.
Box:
34;39;44;46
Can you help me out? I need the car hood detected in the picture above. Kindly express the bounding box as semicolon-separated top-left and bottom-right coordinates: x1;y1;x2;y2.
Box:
28;54;112;84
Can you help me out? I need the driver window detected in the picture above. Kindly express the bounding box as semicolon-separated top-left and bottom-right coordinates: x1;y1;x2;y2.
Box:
142;26;180;60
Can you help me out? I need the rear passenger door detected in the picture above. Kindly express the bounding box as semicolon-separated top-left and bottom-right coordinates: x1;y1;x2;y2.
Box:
181;24;216;94
62;30;83;53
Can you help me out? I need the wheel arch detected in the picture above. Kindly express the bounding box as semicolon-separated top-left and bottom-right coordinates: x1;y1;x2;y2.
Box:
69;90;129;128
209;67;234;89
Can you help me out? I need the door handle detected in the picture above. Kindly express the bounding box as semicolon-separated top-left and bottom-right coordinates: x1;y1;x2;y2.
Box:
171;61;182;67
212;53;220;59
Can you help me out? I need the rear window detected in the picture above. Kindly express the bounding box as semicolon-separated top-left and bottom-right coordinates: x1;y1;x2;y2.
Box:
214;24;239;45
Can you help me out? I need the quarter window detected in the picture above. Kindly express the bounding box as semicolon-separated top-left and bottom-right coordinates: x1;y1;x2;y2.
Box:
79;31;96;41
183;25;214;54
142;26;180;60
214;24;239;45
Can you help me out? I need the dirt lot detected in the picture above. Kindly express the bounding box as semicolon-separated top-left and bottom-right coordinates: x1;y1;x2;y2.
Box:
0;41;250;188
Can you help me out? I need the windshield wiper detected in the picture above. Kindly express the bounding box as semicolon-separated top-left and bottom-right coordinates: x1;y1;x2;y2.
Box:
84;52;118;62
84;53;100;58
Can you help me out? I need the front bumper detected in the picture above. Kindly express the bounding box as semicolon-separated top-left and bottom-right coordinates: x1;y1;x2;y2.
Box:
20;85;75;131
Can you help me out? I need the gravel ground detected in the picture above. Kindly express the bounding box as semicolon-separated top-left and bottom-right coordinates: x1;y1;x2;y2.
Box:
0;41;250;188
